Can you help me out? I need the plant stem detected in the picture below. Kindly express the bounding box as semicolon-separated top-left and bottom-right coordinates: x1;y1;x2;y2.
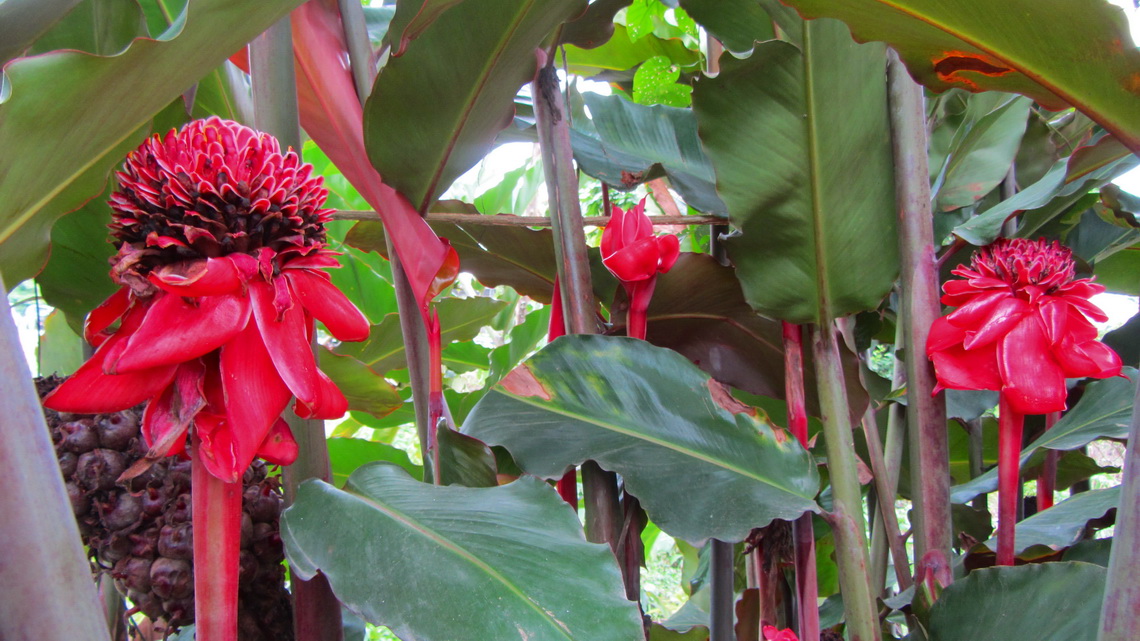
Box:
782;322;819;641
810;322;881;641
997;395;1024;566
1097;370;1140;641
887;49;952;583
861;407;913;590
427;308;444;483
625;280;654;341
710;539;735;641
1037;411;1060;511
870;320;909;594
192;435;242;641
0;277;111;641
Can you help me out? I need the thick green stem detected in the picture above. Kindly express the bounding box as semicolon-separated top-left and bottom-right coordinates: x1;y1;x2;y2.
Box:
871;323;909;593
251;18;344;640
1037;412;1060;511
192;436;242;641
0;277;110;641
811;322;880;641
1097;371;1140;641
861;407;913;590
887;50;952;583
997;396;1024;566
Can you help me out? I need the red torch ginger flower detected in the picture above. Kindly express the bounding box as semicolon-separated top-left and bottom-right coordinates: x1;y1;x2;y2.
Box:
762;625;799;641
44;117;370;482
927;238;1122;415
600;198;680;340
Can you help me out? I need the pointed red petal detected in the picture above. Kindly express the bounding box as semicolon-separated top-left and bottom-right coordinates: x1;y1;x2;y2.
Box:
84;288;131;346
929;341;1002;392
997;315;1067;414
194;412;242;482
603;238;660;282
927;316;966;352
294;369;347;420
656;234;680;273
43;337;176;413
148;257;244;297
285;270;370;342
1056;337;1123;379
114;293;251;373
945;290;1007;328
219;318;292;479
257;418;299;465
960;296;1030;350
250;279;320;403
141;360;206;457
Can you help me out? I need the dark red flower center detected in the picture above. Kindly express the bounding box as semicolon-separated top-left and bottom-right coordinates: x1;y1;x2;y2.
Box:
969;238;1075;292
108;118;332;285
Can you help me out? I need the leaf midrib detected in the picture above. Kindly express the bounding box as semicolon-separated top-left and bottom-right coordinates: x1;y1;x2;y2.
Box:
497;388;810;498
341;483;577;640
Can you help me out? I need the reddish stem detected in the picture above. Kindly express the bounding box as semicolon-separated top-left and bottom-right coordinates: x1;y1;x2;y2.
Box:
557;470;579;509
782;322;818;641
625;278;656;341
1037;411;1061;511
997;395;1024;566
192;435;242;641
426;308;444;483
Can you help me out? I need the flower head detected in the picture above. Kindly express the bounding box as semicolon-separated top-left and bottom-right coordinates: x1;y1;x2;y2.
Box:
927;238;1122;415
600;198;680;284
45;118;369;482
762;625;799;641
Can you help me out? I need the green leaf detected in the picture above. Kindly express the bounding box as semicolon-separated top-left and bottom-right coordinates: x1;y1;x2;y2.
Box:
337;297;510;373
558;0;631;50
693;19;898;324
0;0;303;287
26;0;148;56
473;160;545;215
282;464;644;641
0;0;85;64
37;310;84;377
33;183;119;331
633;56;692;107
617;253;868;419
1092;245;1140;295
327;438;422;487
981;486;1119;555
678;0;775;54
318;351;403;420
463;335;820;542
950;369;1137;503
932;93;1031;212
571;92;725;214
436;427;498;488
363;0;585;212
1104;311;1140;367
953;141;1138;245
383;0;466;54
925;563;1106;641
563;24;700;76
778;0;1140;157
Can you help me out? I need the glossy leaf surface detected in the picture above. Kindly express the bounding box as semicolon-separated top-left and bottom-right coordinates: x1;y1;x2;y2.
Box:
981;486;1119;555
463;335;820;542
925;563;1105;641
693;18;897;324
282;464;644;641
780;0;1140;156
364;0;585;212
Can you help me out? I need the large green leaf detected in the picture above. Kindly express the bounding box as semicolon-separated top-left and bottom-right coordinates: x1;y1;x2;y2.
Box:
563;24;700;76
779;0;1140;156
0;0;303;286
336;297;509;373
692;18;898;324
950;369;1137;503
382;0;467;55
26;0;148;56
924;563;1106;641
463;335;820;542
363;0;585;212
0;0;85;64
613;253;868;418
571;92;725;215
678;0;775;54
327;438;422;487
282;464;644;641
931;93;1031;212
318;351;403;420
980;486;1119;555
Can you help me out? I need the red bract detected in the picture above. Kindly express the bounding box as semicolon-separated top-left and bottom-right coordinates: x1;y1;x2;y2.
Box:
763;625;800;641
601;198;679;340
927;238;1121;415
44;117;369;483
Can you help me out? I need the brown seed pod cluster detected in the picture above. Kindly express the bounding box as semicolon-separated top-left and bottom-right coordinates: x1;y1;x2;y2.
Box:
38;376;293;639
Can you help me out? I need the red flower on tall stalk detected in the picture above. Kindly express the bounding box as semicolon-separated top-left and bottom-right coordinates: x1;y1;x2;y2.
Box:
926;237;1122;565
763;625;800;641
44;117;369;483
600;198;679;340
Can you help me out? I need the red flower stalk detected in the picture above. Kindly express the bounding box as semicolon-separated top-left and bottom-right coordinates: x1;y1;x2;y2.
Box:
763;625;800;641
600;198;680;340
927;238;1121;565
42;118;369;641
